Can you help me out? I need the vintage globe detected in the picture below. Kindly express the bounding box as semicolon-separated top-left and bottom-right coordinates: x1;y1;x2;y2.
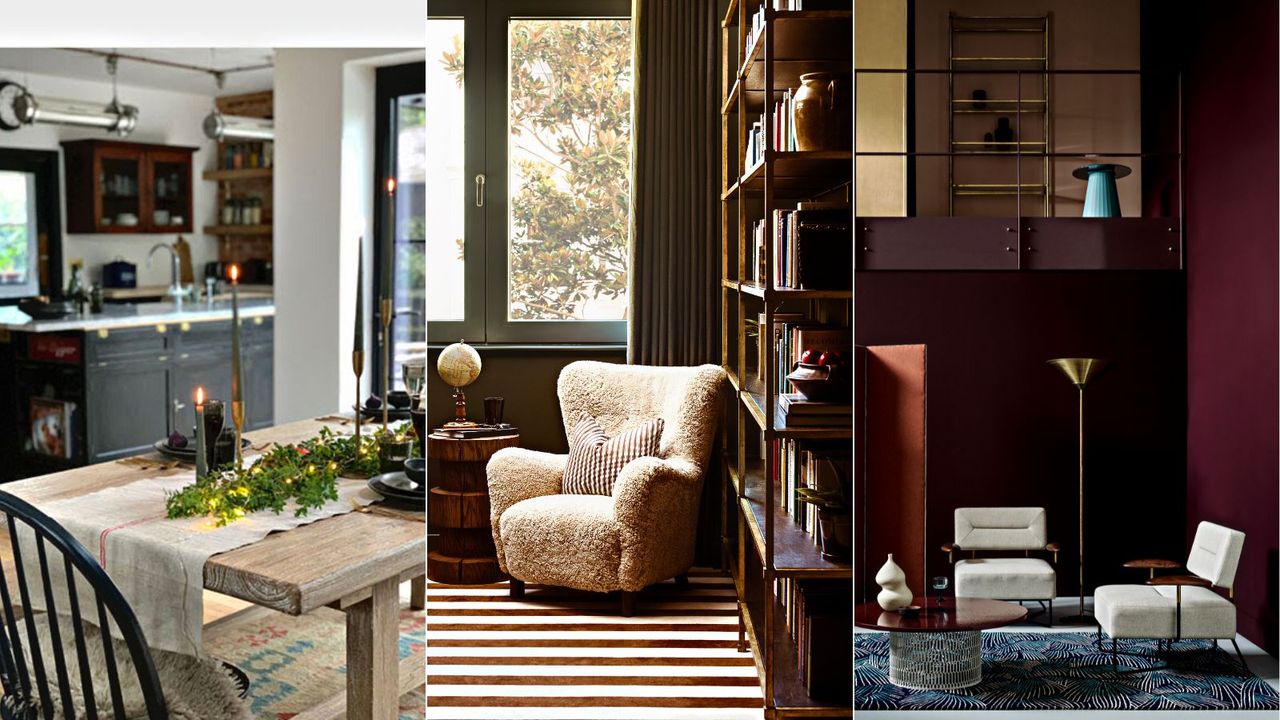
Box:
437;341;482;388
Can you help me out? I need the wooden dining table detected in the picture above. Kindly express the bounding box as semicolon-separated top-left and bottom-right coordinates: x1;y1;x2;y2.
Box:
2;416;426;720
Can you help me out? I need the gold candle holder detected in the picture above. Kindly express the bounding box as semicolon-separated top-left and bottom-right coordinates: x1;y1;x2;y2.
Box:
353;350;365;444
380;297;393;430
231;400;245;469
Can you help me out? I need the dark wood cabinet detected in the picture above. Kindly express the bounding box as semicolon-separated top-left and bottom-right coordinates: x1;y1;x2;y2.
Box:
3;317;274;477
62;140;197;234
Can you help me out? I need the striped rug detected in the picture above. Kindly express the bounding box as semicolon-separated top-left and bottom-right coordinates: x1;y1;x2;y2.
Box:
425;570;764;720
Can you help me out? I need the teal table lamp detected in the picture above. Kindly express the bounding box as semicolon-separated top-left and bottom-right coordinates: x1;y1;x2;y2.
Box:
1072;163;1131;218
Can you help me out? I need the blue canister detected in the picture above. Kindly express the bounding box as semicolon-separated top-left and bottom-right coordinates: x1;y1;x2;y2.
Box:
1072;163;1132;218
102;258;137;288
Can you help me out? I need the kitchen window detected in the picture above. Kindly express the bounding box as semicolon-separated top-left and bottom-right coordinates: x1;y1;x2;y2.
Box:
427;0;632;344
0;148;60;300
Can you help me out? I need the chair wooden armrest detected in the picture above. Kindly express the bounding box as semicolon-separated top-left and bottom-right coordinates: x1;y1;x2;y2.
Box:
1146;574;1212;588
941;542;958;563
1044;542;1060;563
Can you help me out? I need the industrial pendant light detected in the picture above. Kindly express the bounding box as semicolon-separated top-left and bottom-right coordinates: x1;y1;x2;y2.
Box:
201;62;273;141
0;55;138;136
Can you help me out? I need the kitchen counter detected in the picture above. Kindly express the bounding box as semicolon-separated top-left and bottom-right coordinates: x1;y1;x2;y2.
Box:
0;298;275;333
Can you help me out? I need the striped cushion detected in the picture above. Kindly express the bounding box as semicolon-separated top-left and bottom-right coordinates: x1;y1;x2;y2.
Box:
562;415;664;495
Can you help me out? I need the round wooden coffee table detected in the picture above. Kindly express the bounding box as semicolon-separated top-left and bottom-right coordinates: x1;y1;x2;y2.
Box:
426;432;519;584
855;597;1027;690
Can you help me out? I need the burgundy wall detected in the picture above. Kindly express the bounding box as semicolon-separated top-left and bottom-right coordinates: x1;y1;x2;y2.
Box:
855;272;1187;599
1184;0;1279;654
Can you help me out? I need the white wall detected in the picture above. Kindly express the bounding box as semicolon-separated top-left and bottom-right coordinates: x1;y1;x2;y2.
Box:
0;68;220;285
272;48;421;423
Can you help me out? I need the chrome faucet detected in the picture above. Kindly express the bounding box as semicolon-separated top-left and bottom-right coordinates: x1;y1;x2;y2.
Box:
147;242;185;302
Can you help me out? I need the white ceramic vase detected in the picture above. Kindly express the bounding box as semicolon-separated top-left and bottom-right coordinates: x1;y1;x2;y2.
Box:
875;553;913;610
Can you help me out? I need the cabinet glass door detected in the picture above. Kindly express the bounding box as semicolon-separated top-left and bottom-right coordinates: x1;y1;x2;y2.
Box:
99;154;141;230
150;158;187;229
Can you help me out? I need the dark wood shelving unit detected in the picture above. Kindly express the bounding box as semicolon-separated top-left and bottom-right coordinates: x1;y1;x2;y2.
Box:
720;2;852;718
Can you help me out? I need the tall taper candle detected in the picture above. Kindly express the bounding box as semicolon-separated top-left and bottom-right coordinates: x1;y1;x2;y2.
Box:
194;386;207;479
229;264;244;468
353;236;365;444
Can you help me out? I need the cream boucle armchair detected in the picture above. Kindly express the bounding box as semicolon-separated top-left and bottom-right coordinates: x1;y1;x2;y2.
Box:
487;361;725;615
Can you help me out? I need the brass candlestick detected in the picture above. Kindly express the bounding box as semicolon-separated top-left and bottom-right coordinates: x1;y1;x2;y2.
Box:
352;350;365;444
380;297;393;430
231;400;245;469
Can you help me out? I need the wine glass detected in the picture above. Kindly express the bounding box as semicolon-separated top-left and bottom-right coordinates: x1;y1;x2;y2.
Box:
931;576;949;607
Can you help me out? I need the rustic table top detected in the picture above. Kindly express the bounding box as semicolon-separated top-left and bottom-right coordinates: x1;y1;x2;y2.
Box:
4;416;425;616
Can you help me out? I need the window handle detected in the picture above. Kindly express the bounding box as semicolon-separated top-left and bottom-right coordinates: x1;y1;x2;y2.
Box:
475;173;486;207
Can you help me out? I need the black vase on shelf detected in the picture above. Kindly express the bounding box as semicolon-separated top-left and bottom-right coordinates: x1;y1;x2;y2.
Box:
992;116;1015;148
972;88;988;109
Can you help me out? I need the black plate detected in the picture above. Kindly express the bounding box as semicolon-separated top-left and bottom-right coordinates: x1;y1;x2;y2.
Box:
368;472;425;508
353;404;412;421
153;437;251;461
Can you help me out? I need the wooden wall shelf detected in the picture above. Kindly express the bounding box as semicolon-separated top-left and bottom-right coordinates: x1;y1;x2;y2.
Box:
202;167;272;182
203;224;273;237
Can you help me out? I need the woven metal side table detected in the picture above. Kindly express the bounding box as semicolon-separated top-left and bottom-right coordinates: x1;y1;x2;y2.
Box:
888;630;982;690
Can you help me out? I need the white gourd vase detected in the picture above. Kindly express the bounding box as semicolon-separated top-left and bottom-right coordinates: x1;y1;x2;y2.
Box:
875;553;913;610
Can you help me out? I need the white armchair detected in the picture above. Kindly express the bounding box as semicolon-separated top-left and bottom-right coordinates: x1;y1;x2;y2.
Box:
486;361;725;615
942;507;1059;625
1095;521;1247;672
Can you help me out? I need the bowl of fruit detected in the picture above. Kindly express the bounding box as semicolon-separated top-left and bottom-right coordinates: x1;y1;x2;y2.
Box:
786;349;849;401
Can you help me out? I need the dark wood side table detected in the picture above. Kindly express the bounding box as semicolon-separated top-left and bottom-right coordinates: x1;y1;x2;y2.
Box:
426;432;519;584
1123;558;1181;580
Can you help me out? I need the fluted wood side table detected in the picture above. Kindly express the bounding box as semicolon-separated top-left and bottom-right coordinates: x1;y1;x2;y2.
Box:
426;432;519;584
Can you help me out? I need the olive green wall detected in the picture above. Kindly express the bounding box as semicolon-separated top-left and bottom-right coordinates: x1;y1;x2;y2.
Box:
425;347;626;452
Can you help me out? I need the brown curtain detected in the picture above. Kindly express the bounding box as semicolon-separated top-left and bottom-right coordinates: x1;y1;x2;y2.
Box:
627;0;720;366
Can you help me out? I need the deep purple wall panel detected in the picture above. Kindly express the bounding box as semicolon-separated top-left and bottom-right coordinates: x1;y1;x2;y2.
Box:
855;272;1187;598
1184;1;1279;654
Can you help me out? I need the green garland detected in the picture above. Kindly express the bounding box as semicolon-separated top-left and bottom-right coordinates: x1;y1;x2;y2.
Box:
165;424;417;526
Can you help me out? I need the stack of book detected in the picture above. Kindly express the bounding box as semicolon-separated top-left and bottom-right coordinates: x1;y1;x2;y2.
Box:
772;204;852;290
772;438;849;533
779;393;851;427
777;578;852;700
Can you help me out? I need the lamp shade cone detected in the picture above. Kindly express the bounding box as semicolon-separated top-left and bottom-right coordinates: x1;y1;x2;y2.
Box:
1048;358;1107;387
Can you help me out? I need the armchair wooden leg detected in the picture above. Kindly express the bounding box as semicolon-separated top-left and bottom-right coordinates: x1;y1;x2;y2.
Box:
621;591;637;617
509;579;524;598
674;573;689;587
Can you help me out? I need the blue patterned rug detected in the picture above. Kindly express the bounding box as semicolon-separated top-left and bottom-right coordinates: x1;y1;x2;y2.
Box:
856;631;1280;711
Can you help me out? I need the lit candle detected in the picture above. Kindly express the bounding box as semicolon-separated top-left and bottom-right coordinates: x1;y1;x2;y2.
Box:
229;264;242;406
194;386;207;478
381;178;395;302
229;264;244;468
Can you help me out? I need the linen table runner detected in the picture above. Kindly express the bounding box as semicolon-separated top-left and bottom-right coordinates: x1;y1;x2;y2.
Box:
9;471;380;657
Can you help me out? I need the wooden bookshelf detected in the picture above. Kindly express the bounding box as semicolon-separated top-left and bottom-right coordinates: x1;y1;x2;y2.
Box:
719;2;852;718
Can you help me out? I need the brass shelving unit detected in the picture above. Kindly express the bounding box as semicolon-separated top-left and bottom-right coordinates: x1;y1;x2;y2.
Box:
948;13;1052;215
720;2;851;717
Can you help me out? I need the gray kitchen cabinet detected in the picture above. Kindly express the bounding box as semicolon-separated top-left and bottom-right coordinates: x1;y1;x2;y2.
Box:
84;350;170;463
78;317;274;465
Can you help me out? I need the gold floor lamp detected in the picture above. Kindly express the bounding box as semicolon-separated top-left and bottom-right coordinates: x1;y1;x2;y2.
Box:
1048;357;1107;626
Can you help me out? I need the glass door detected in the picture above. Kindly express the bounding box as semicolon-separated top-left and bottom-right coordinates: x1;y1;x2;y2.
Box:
374;61;427;392
97;148;142;232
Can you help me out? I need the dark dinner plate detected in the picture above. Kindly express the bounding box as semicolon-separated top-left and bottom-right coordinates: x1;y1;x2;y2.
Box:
153;437;251;462
368;472;425;508
352;404;412;421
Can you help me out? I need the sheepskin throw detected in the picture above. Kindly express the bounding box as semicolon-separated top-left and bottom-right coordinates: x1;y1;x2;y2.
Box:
563;414;664;494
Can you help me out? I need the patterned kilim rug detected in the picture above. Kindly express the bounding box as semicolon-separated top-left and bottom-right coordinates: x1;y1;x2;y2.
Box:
424;570;764;720
204;602;425;719
855;631;1280;711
